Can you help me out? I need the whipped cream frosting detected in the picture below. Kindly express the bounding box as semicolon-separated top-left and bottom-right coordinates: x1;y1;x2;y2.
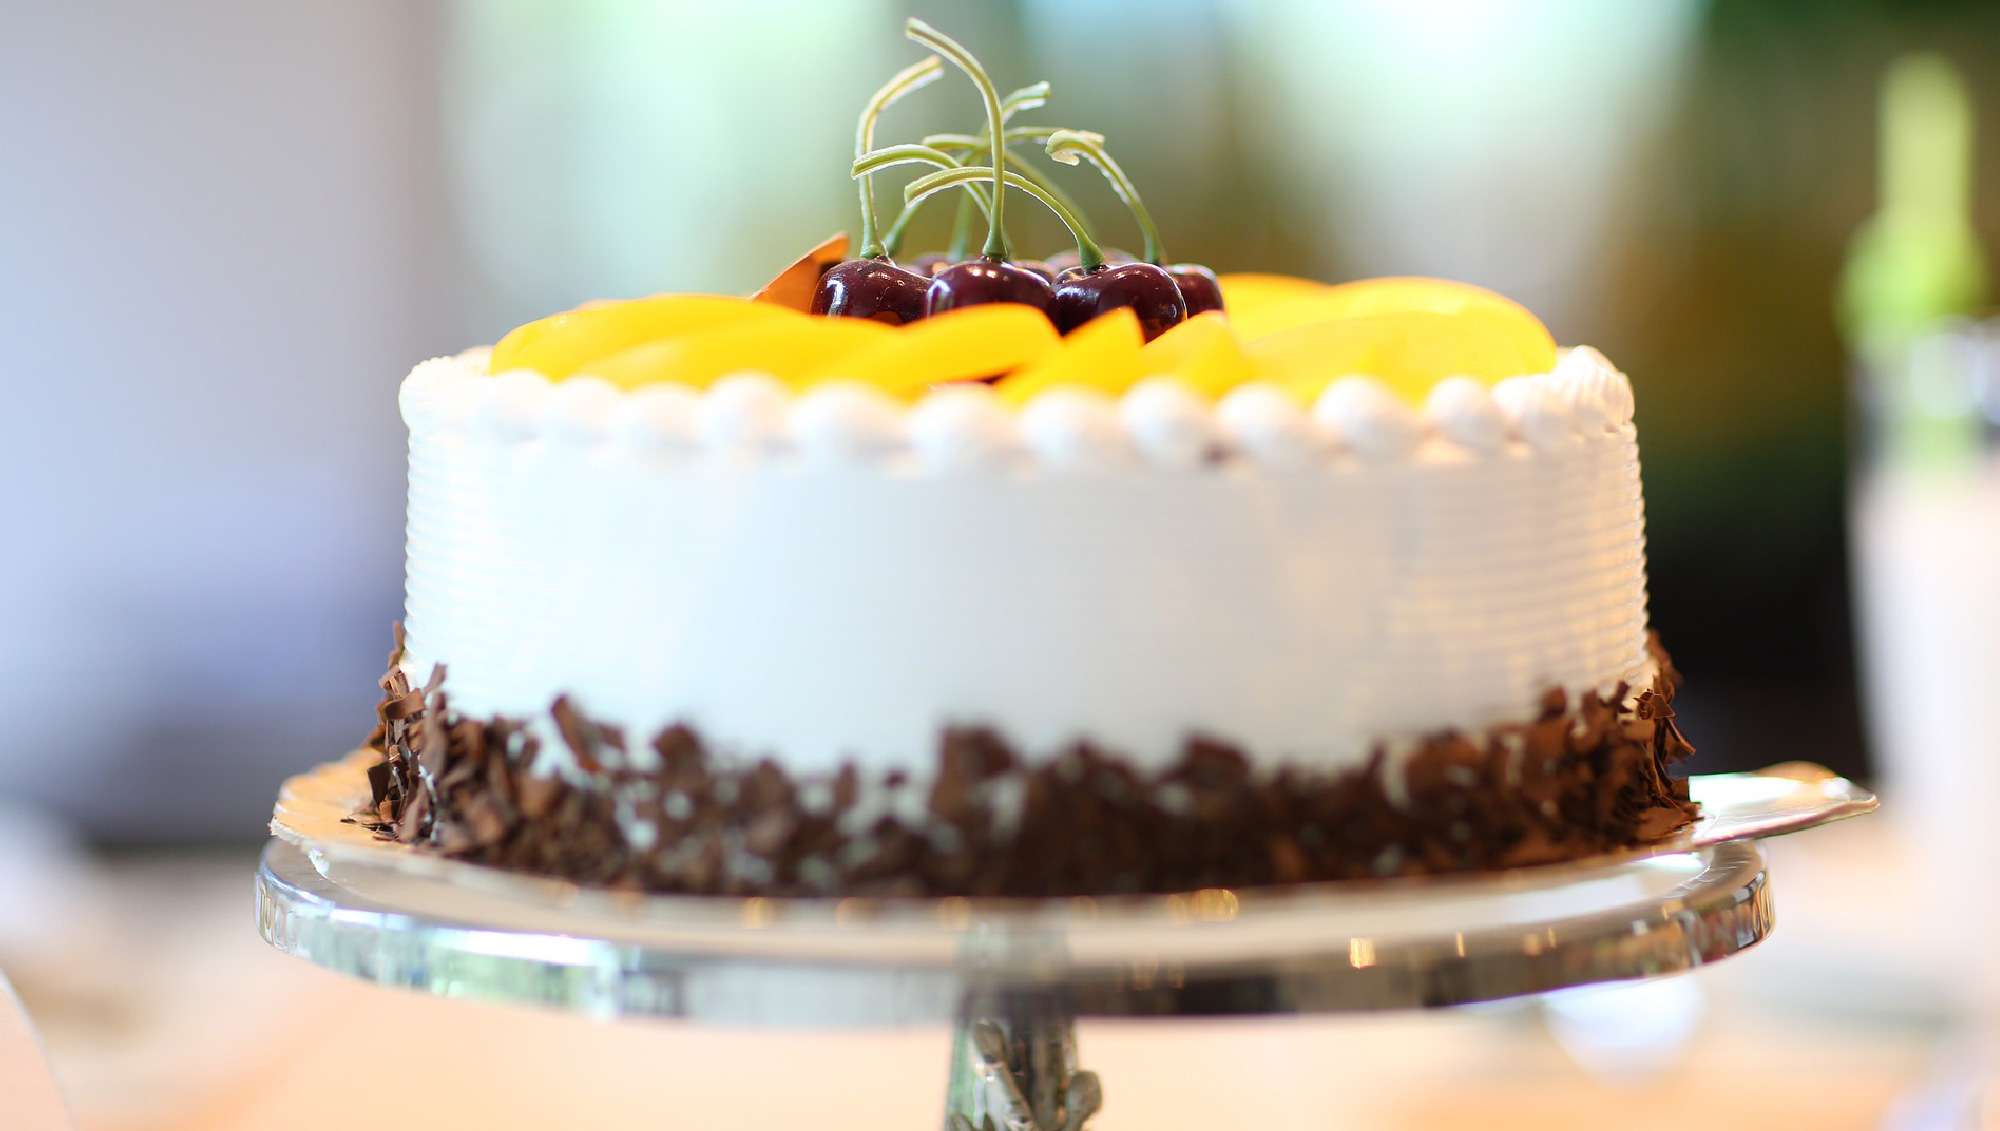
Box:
397;348;1650;778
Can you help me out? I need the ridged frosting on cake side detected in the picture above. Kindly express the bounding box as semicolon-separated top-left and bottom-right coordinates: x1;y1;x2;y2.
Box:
397;347;1650;779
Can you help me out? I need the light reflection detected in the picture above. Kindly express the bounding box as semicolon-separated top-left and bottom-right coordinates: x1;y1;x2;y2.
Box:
935;896;971;930
1191;888;1239;922
1349;937;1377;969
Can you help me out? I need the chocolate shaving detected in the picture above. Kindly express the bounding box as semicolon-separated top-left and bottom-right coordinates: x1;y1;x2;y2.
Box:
353;630;1699;898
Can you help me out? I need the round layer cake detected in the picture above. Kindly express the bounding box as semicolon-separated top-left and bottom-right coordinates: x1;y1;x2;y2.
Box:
350;18;1693;896
360;328;1693;897
397;348;1650;777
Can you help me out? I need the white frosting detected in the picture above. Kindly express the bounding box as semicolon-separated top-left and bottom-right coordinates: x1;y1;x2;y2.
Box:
398;351;1655;779
1425;377;1507;455
473;370;554;442
1216;383;1322;468
611;384;702;452
698;373;789;452
1552;345;1635;431
1019;389;1132;472
789;382;903;466
1492;375;1581;451
546;376;620;446
907;385;1019;472
1313;377;1424;462
1120;379;1218;469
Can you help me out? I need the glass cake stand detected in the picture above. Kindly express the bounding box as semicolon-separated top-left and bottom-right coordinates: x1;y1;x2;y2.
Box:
256;753;1874;1129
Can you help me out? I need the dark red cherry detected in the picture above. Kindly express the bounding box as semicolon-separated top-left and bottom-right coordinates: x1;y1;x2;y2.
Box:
811;257;929;324
1047;246;1134;274
1165;263;1224;317
926;257;1055;318
907;252;953;278
1051;261;1187;340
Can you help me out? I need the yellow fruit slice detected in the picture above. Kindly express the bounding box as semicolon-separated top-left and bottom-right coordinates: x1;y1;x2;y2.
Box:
1318;275;1547;321
489;295;797;379
585;316;896;390
1249;306;1559;406
1236;276;1556;347
807;305;1061;397
994;308;1145;407
1216;273;1333;340
1138;311;1252;398
1217;273;1330;309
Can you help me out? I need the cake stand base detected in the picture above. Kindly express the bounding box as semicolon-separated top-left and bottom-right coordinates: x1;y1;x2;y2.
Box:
257;761;1873;1127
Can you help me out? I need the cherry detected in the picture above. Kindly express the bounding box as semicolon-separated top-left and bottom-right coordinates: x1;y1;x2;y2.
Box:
1051;261;1186;340
824;53;945;325
927;256;1055;317
1165;263;1224;317
1037;131;1213;328
812;257;930;324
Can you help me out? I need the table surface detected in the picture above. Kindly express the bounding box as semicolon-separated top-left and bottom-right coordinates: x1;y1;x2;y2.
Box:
5;806;1981;1131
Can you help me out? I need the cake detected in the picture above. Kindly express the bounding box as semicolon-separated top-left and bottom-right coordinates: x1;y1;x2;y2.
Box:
352;20;1695;897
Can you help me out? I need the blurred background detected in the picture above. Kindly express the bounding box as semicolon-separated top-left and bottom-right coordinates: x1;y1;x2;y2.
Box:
4;0;1999;1127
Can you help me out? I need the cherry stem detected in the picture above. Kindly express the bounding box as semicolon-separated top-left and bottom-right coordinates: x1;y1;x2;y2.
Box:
923;137;1096;232
855;144;995;261
1004;144;1094;239
908;82;1044;261
922;119;1097;250
1001;81;1049;122
1045;129;1165;265
882;81;1047;259
923;126;1068;152
852;145;993;214
905;165;1104;271
853;56;944;259
907;19;1010;260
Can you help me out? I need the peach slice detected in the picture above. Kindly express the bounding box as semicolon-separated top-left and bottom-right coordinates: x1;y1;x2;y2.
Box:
1137;311;1252;398
585;315;895;390
751;232;850;311
809;305;1061;397
489;295;797;380
994;308;1145;407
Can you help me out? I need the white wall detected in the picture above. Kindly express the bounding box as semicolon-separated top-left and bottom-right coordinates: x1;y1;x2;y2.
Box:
0;2;454;836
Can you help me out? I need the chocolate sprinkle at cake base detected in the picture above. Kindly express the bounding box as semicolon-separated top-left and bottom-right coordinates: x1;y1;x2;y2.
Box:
354;628;1698;899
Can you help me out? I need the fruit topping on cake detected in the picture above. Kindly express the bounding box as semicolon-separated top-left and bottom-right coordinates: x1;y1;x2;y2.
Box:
484;19;1563;413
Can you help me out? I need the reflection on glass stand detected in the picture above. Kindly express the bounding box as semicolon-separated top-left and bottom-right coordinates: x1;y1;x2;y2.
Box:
256;756;1870;1127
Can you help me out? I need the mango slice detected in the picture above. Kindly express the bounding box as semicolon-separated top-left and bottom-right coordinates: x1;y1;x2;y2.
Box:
809;305;1061;397
1216;273;1333;340
1138;311;1252;398
585;315;895;390
1308;275;1546;321
1236;276;1555;346
489;295;797;379
994;308;1145;407
1249;305;1560;406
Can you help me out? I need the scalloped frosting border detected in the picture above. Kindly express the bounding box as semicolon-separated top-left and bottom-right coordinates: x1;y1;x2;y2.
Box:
399;346;1637;473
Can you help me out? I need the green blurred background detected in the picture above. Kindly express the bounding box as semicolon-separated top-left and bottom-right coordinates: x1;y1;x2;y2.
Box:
8;0;2000;835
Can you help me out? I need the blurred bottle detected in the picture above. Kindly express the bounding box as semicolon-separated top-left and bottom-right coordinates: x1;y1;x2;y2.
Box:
1840;53;2000;1009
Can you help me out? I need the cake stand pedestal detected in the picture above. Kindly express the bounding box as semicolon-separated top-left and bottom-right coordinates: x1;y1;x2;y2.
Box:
256;757;1873;1129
